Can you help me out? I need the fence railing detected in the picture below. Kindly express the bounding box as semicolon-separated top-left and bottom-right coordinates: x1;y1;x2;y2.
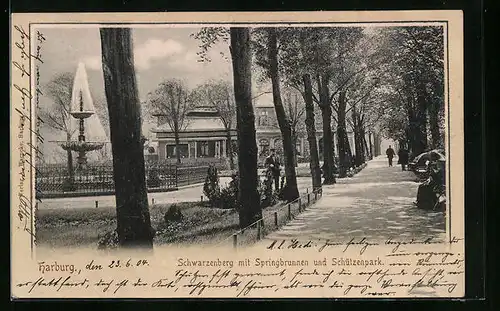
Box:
176;166;210;187
157;157;229;170
219;187;324;249
35;163;209;199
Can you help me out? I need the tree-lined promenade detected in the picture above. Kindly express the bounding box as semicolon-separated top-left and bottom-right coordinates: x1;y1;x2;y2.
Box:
39;25;445;248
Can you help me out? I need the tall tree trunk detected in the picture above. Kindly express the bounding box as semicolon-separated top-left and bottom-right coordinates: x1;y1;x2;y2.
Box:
302;74;322;191
230;27;262;228
362;126;369;163
318;74;336;184
345;130;353;168
100;27;153;248
404;126;412;154
226;129;235;170
174;125;181;164
407;106;419;156
65;132;74;186
413;84;428;156
373;132;382;156
66;149;74;178
267;28;299;201
352;110;363;167
337;90;349;177
291;129;298;167
428;101;442;149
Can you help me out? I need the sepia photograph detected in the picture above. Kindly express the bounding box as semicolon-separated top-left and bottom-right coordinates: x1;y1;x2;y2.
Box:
33;24;447;250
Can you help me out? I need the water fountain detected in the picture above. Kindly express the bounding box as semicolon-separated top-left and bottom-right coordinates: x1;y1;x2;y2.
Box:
59;62;105;169
60;93;104;168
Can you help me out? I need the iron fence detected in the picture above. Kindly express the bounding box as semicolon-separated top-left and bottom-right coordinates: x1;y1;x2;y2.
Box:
158;157;229;170
35;163;209;199
176;166;209;187
218;187;324;249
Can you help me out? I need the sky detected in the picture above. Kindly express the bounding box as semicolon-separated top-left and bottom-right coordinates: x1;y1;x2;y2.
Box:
36;26;237;102
34;26;274;162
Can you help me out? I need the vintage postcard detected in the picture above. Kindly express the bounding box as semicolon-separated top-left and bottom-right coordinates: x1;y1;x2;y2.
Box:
11;11;464;298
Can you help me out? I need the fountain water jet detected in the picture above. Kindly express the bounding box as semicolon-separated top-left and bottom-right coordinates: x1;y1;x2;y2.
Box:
59;62;105;169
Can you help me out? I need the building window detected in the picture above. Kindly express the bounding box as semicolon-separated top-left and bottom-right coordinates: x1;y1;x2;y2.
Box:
274;138;283;153
259;139;270;157
295;139;301;156
166;144;189;159
259;110;269;126
199;141;209;157
197;141;216;157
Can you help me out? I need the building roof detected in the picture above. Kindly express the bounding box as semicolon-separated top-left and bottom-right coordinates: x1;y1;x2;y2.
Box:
254;101;274;108
153;116;226;133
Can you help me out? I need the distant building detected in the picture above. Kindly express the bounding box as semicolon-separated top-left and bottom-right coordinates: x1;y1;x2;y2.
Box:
152;106;237;162
253;102;322;162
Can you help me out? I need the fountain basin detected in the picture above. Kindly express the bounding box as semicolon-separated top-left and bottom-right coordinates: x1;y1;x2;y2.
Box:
70;111;94;119
60;141;105;152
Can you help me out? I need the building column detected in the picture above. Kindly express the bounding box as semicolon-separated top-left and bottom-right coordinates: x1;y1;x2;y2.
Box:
222;139;227;157
194;141;197;158
300;137;304;155
215;141;220;158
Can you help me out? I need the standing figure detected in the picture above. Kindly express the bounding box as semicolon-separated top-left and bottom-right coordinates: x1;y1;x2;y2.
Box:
397;146;410;171
386;145;395;167
264;149;281;191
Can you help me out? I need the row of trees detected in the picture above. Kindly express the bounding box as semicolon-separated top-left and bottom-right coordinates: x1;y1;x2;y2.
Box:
50;25;444;248
192;25;445;229
378;27;445;155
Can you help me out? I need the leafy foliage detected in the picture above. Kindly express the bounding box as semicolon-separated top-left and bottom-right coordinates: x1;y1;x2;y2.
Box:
164;204;184;223
203;165;221;206
97;229;119;250
259;169;278;208
190;28;230;63
219;172;240;210
40;72;76;136
192;79;236;130
203;166;240;210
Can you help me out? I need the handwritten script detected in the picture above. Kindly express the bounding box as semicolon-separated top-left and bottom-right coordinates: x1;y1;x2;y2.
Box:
14;237;464;298
12;25;46;245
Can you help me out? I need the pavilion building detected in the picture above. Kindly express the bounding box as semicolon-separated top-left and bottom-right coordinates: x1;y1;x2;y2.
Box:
150;101;365;167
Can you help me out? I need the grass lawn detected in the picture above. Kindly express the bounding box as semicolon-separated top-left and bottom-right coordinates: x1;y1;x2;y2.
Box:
35;201;238;249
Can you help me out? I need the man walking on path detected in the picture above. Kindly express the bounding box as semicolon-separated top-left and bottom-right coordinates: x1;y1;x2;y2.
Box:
397;146;410;171
386;145;395;167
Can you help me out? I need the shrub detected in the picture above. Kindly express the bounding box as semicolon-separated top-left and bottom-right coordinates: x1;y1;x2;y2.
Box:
164;204;184;223
203;165;221;207
260;169;276;208
97;230;119;250
97;227;156;249
61;178;76;192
